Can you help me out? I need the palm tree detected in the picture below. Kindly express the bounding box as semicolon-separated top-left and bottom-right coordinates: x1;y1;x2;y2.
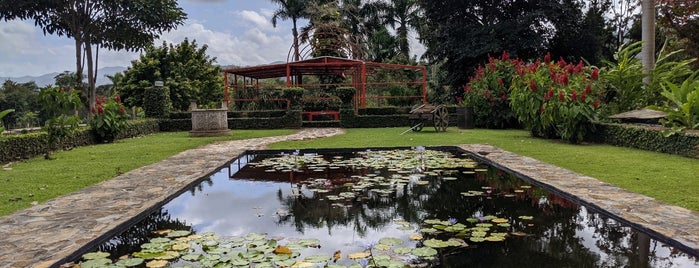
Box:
377;0;423;61
270;0;309;61
641;0;655;84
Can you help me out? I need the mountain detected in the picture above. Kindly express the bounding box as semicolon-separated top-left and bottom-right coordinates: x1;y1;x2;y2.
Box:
0;66;127;87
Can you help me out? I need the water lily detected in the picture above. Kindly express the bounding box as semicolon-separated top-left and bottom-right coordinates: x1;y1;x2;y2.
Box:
365;241;377;250
359;258;369;268
448;218;457;225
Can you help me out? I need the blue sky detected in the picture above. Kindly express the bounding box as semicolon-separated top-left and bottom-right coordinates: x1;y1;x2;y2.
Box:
0;0;425;78
0;1;299;77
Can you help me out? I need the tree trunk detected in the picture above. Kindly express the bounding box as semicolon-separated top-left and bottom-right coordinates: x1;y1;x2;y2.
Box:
85;42;96;116
293;18;300;61
398;21;409;60
74;37;84;88
641;0;655;84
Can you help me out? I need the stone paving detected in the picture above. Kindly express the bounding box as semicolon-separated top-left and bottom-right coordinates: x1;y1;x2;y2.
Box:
0;130;698;267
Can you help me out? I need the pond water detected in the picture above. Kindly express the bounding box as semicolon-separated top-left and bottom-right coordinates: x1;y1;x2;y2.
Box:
84;148;698;267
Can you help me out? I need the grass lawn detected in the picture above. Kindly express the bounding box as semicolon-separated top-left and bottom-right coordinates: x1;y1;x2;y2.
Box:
269;128;699;211
1;127;696;217
0;129;295;216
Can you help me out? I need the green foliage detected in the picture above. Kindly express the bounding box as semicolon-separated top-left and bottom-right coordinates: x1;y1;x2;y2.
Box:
602;41;695;115
90;95;130;143
0;119;158;164
460;52;519;129
158;111;302;131
37;87;82;155
510;53;605;143
0;80;40;129
649;72;699;131
143;85;171;118
0;109;15;134
332;87;356;106
282;87;305;109
600;42;647;115
121;39;223;112
587;123;699;158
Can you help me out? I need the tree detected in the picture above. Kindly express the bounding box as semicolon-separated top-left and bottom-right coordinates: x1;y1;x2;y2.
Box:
641;0;655;84
419;0;556;88
271;0;309;61
547;0;615;65
0;80;40;129
657;0;699;67
120;39;224;112
0;0;186;116
377;0;423;61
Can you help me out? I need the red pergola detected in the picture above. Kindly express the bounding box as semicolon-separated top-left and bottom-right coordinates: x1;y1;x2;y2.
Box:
223;56;427;108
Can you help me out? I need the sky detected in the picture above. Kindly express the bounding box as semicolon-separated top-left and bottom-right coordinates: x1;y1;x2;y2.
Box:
0;0;424;78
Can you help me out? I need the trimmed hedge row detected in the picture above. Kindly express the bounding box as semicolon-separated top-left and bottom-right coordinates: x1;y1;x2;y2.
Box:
0;119;160;164
340;109;410;128
587;123;699;158
159;110;303;131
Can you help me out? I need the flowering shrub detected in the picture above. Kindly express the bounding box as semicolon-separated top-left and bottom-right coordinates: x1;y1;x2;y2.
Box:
90;94;130;143
460;52;520;128
509;53;605;143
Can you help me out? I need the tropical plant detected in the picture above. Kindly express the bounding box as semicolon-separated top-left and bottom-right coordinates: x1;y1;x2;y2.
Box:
460;52;520;129
37;87;82;158
0;109;15;134
376;0;423;61
510;53;606;143
90;94;130;143
649;71;699;131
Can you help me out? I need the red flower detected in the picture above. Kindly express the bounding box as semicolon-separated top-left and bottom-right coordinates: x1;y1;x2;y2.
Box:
544;52;551;64
90;106;96;114
115;94;121;103
559;91;565;101
483;90;491;97
530;79;537;91
571;90;578;101
497;77;504;86
574;60;584;73
97;105;104;115
462;85;472;93
584;84;592;95
581;90;587;102
593;99;600;109
119;106;125;115
546;87;554;100
591;68;599;80
501;51;510;61
558;73;569;85
557;57;567;68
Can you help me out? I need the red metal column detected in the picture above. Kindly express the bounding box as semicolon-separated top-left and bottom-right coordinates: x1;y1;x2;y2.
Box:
286;64;291;87
361;62;367;108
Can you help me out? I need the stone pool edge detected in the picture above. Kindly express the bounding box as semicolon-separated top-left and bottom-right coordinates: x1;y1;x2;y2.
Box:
458;144;699;257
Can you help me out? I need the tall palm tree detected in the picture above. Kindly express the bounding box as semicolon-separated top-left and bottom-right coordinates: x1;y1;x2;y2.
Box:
377;0;423;61
271;0;309;61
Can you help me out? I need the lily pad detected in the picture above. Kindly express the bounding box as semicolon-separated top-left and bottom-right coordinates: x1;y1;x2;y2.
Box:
423;238;450;248
411;247;438;258
145;260;169;268
348;251;371;259
115;258;144;267
518;215;534;220
166;230;191;238
304;255;331;263
393;247;412;254
82;251;110;260
181;254;201;261
409;234;423;240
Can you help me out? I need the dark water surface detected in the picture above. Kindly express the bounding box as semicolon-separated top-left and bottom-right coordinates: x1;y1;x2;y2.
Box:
98;149;698;267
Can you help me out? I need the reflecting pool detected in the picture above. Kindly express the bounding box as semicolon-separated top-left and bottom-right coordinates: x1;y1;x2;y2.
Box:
85;148;697;267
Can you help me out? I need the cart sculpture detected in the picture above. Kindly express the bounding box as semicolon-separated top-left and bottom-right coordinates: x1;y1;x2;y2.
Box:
403;104;449;133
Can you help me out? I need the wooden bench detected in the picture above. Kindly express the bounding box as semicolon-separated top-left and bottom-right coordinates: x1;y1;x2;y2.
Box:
302;111;340;121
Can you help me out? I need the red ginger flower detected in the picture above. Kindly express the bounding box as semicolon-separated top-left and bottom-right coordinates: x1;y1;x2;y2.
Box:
530;79;537;91
581;90;587;102
559;91;565;101
571;90;578;101
593;99;600;109
115;94;121;103
498;77;503;86
119;105;125;115
591;68;599;80
97;105;104;115
544;52;551;64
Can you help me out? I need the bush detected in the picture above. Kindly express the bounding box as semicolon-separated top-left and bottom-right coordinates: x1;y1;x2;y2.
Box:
332;87;356;107
143;86;171;118
510;53;605;143
90;95;130;143
282;87;304;109
460;52;520;129
587;123;699;158
649;71;699;131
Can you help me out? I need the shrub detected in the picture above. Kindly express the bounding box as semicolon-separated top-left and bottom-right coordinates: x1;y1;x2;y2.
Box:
0;109;14;134
282;87;304;109
332;87;356;107
509;53;605;143
143;85;171;118
649;71;699;131
90;94;130;143
37;86;82;157
460;52;519;129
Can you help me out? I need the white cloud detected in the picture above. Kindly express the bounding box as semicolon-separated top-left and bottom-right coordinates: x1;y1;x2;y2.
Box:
237;10;275;31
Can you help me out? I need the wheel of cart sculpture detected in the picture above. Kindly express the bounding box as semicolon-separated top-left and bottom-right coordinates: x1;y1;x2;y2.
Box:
433;105;449;132
411;120;423;132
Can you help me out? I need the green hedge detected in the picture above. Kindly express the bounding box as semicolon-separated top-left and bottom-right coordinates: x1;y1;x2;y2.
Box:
340;109;410;128
587;123;699;158
0;119;160;163
159;110;302;131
